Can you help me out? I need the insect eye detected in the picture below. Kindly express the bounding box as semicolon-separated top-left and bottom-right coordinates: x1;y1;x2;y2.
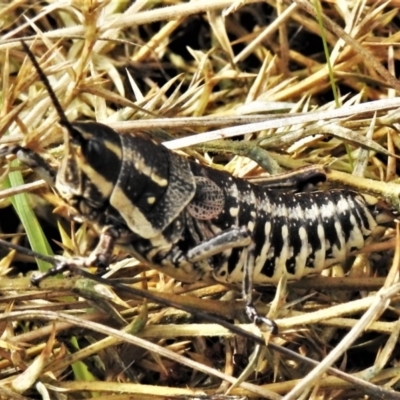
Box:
78;135;122;185
83;138;103;157
81;138;110;170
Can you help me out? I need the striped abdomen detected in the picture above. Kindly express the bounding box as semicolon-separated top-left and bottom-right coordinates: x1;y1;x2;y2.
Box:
184;166;378;285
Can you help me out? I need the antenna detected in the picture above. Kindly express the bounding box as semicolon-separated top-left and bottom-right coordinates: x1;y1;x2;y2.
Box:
20;40;79;138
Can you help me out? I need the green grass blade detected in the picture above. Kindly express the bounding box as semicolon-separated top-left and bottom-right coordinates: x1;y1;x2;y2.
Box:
313;0;340;107
3;159;53;273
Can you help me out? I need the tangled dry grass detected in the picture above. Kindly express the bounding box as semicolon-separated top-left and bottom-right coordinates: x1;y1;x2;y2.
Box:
1;1;400;399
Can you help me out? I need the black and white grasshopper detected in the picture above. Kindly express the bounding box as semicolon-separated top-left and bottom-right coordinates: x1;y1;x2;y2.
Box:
1;42;387;331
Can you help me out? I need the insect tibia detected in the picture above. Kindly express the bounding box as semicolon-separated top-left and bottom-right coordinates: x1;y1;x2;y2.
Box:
185;227;251;263
30;230;116;286
253;165;327;191
85;228;117;269
30;260;72;286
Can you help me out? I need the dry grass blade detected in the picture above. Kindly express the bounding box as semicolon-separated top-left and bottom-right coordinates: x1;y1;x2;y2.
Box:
283;282;400;399
1;1;400;399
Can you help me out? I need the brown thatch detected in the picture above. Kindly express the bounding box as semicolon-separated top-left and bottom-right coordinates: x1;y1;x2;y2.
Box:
0;1;400;399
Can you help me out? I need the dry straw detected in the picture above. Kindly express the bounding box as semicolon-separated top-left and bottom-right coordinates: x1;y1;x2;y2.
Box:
1;1;400;399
